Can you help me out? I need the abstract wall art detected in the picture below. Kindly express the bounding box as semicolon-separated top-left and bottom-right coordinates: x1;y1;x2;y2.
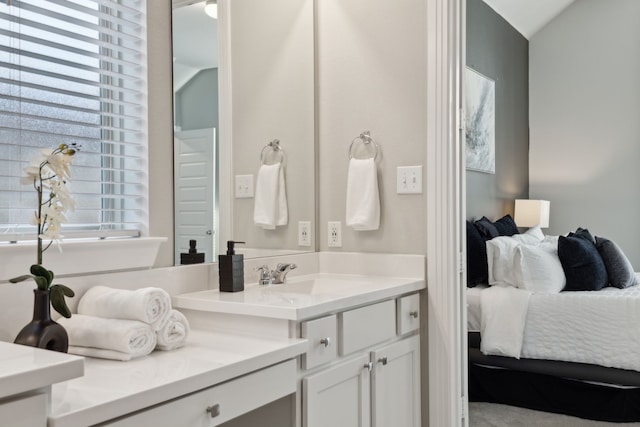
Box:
465;67;495;174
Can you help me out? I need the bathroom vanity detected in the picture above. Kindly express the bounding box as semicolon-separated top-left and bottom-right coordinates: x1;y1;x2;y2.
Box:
174;252;425;427
8;252;424;427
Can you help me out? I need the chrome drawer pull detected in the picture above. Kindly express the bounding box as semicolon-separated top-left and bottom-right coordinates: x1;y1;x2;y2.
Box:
320;337;331;347
378;357;388;366
206;404;220;418
364;362;373;372
409;310;419;319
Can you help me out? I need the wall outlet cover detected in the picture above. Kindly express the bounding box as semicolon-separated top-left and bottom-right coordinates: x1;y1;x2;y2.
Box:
328;221;342;247
298;221;311;247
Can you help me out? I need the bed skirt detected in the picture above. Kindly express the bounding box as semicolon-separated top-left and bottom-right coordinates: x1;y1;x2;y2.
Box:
468;332;640;422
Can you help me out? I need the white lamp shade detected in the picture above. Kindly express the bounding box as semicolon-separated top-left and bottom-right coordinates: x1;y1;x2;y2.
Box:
514;199;550;228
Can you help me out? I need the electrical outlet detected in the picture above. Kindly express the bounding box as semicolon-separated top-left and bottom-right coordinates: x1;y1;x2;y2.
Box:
397;165;423;194
298;221;311;247
328;221;342;247
235;175;254;198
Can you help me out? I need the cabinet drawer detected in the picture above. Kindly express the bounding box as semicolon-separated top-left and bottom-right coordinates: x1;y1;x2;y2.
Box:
0;393;47;427
339;300;395;356
302;315;338;369
99;359;296;427
397;293;420;335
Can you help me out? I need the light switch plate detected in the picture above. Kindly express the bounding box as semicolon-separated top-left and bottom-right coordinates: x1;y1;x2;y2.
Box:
397;166;423;194
235;175;254;198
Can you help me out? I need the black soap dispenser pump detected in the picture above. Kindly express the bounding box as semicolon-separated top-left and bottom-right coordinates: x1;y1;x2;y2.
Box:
180;239;205;265
219;241;245;292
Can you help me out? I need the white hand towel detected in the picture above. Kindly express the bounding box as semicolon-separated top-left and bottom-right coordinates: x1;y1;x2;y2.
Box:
346;158;380;231
155;309;190;351
78;286;171;331
58;314;157;361
253;163;288;229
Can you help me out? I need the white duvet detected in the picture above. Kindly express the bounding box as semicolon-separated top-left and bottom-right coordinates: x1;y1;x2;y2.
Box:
476;278;640;372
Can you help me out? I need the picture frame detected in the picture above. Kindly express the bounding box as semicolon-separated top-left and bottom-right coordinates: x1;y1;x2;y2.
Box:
465;67;495;174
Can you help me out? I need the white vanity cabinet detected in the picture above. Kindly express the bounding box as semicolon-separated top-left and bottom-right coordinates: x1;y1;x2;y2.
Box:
97;359;296;427
300;295;421;427
0;392;48;427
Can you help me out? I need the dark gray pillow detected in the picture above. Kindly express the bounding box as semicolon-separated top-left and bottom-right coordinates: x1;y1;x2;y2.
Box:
494;214;520;237
595;236;637;289
474;217;499;240
568;227;596;245
558;235;608;291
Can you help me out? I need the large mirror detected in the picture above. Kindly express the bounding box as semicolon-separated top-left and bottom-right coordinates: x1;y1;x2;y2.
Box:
171;0;315;264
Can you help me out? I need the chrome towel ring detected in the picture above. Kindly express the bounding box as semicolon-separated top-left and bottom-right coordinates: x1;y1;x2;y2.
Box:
348;131;379;160
260;139;285;165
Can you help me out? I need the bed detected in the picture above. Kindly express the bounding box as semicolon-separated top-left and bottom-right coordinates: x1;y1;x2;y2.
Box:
466;216;640;422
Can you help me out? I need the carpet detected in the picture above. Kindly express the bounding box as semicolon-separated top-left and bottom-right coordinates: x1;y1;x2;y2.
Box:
469;402;640;427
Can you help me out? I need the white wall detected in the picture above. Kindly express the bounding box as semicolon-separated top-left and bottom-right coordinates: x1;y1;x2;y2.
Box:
317;0;428;254
529;0;640;267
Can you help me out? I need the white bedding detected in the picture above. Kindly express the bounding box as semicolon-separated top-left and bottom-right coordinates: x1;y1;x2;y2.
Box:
469;276;640;372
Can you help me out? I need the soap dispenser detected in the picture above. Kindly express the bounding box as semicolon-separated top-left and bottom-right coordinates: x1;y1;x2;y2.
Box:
219;241;245;292
180;239;205;265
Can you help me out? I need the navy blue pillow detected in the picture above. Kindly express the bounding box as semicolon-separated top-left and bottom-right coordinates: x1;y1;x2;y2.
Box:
558;235;608;291
466;220;488;287
474;216;499;240
568;227;596;245
494;214;519;237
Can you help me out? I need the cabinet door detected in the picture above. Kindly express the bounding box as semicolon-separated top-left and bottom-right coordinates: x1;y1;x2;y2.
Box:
303;354;371;427
0;393;47;427
371;335;421;427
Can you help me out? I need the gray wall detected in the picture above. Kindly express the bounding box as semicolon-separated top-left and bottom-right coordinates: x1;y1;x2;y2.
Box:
465;0;529;221
175;68;219;131
529;0;640;267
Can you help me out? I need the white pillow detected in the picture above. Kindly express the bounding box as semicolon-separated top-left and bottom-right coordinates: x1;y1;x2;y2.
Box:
486;236;521;287
514;240;566;293
512;226;544;244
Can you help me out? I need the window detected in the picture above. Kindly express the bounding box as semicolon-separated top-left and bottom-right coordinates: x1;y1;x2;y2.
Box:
0;0;147;241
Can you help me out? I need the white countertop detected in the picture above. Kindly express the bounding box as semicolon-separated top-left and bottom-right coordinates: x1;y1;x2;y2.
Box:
0;341;84;400
48;330;307;427
173;273;426;320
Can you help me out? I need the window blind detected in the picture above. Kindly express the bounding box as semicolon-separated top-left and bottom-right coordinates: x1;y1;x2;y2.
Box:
0;0;147;241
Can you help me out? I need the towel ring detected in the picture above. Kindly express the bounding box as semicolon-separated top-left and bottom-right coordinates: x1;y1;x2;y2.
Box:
348;131;379;160
260;139;285;165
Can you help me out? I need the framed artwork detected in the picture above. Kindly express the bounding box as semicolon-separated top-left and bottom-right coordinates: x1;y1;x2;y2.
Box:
465;67;495;174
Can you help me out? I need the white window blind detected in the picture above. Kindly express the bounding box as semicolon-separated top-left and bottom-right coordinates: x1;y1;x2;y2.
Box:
0;0;147;241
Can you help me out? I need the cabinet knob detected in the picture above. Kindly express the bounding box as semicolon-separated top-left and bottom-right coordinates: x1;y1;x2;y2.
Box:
206;404;220;418
320;337;331;347
378;357;388;366
409;310;419;319
364;362;373;372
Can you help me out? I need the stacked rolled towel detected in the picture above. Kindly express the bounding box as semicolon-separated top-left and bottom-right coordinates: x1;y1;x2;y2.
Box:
58;315;156;361
62;286;190;361
78;286;172;331
155;309;190;351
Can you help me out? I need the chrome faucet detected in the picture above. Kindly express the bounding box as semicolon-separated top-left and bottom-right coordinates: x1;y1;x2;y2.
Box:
256;265;273;286
271;263;297;284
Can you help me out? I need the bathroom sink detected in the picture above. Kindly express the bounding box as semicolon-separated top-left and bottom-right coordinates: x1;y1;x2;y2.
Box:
270;277;370;295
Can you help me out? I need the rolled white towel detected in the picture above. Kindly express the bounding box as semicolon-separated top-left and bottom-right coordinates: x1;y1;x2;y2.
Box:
155;309;190;351
78;286;171;331
58;314;157;361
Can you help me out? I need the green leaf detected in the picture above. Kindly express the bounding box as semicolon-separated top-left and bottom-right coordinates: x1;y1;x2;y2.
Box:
9;274;34;284
52;284;75;297
30;265;53;286
50;285;72;318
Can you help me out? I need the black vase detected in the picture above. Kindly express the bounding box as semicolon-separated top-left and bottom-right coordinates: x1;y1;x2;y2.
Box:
14;289;69;353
